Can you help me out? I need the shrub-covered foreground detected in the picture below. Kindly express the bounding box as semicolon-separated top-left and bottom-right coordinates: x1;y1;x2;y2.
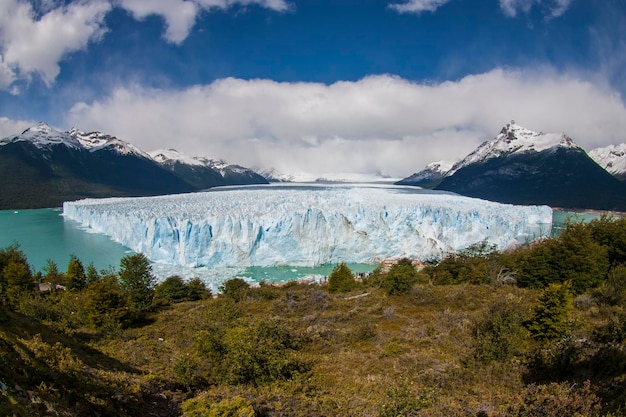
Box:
1;217;626;416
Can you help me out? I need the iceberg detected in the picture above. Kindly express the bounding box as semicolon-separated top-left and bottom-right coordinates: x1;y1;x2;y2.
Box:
62;184;552;268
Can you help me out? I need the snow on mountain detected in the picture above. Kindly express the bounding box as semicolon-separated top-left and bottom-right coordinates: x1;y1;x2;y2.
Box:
589;143;626;179
63;184;552;268
70;128;151;158
397;160;455;186
447;121;578;175
0;122;151;159
0;122;82;150
149;148;256;178
149;148;206;166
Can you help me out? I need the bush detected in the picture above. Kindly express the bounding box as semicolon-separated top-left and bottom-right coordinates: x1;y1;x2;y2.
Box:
473;298;529;363
382;258;419;295
512;381;601;417
220;278;250;302
327;262;356;294
193;318;309;386
155;276;189;304
182;395;255;417
594;265;626;306
525;282;573;341
514;223;609;294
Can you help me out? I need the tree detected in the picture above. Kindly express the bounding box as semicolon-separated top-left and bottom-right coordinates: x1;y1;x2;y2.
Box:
515;222;609;294
186;277;212;301
3;261;33;305
383;258;419;295
85;262;100;286
525;282;573;340
85;276;129;330
220;278;250;302
65;254;86;291
118;253;156;314
327;262;355;294
43;258;64;288
0;244;31;301
154;275;188;304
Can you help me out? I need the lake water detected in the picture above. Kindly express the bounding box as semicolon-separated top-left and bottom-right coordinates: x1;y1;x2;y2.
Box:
0;205;606;290
0;208;374;289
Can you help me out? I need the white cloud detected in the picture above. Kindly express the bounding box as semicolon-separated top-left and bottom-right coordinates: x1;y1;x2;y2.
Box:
499;0;573;18
0;0;111;87
118;0;290;44
66;69;626;179
117;0;199;45
388;0;450;14
0;116;37;138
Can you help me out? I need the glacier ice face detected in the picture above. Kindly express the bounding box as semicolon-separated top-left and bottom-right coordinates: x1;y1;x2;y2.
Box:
62;184;552;268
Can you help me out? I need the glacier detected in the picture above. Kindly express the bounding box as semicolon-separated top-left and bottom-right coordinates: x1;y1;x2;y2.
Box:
62;184;552;268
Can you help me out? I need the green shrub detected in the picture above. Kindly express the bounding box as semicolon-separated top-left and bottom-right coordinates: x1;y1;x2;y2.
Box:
514;223;609;294
594;265;626;306
220;278;250;302
525;282;573;341
327;262;356;294
182;395;255;417
155;275;189;304
382;258;419;295
473;298;529;363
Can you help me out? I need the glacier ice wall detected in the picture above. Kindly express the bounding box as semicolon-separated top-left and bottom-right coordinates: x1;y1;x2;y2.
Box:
62;184;552;268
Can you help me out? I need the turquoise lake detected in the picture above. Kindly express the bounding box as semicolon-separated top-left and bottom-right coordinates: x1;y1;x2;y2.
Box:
0;208;374;289
0;206;605;290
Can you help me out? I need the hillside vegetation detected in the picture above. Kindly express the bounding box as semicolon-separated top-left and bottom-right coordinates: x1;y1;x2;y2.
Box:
2;217;626;416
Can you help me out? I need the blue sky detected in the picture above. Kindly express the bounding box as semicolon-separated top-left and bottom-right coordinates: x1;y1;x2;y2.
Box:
1;0;625;178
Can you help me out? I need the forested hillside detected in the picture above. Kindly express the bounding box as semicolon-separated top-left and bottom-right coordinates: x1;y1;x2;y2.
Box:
2;217;626;416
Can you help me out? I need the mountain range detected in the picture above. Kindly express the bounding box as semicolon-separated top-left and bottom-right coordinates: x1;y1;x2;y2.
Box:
397;122;626;211
3;121;626;211
0;123;267;209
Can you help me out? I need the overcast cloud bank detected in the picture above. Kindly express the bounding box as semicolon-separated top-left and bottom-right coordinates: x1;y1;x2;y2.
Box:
66;69;626;178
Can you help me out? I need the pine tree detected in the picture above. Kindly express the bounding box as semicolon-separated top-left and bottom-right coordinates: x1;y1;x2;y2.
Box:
327;262;355;294
85;262;100;286
43;258;64;288
65;254;86;291
525;282;573;340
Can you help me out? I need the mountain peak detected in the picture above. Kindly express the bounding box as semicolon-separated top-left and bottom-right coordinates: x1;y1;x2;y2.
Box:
447;122;578;175
8;122;83;149
589;143;626;180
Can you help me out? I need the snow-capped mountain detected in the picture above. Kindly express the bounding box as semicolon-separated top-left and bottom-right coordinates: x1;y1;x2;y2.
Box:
149;148;268;189
70;128;151;159
447;121;578;176
399;121;626;210
0;122;83;150
0;123;264;209
396;160;455;188
589;143;626;181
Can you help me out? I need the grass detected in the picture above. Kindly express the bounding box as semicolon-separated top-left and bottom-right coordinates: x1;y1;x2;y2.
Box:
3;280;625;416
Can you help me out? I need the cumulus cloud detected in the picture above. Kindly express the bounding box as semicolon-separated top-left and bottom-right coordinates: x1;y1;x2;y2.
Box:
388;0;451;14
0;0;111;87
499;0;573;18
117;0;290;44
66;69;626;179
